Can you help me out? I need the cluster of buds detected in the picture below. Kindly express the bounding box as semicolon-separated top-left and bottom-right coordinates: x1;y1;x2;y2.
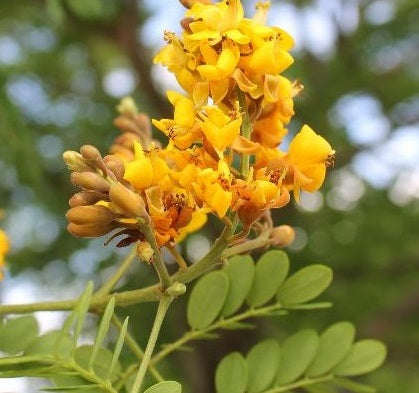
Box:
64;144;150;247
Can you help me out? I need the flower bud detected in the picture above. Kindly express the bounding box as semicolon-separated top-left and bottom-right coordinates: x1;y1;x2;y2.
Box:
71;172;110;192
67;222;117;238
166;282;186;297
103;155;125;180
269;225;295;248
109;182;148;219
66;205;117;226
117;97;138;117
137;241;154;264
69;191;105;207
63;151;91;172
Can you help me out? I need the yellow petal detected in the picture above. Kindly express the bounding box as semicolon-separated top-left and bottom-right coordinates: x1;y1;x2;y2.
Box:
124;159;153;190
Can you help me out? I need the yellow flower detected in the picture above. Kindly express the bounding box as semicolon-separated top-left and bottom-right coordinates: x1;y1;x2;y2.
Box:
193;160;233;218
198;105;242;156
153;92;202;149
0;229;10;280
284;125;334;200
124;141;170;191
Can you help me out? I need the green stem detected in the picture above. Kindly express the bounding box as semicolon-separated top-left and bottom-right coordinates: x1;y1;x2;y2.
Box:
95;248;137;297
222;231;270;259
130;295;172;393
237;89;253;179
262;375;333;393
139;221;172;290
111;315;164;383
0;224;232;315
150;302;285;367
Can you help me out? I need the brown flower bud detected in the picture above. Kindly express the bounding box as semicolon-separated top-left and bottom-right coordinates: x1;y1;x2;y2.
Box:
269;225;295;248
63;151;91;172
137;241;154;264
67;222;117;238
181;17;194;32
66;205;118;226
69;191;106;207
109;145;135;161
103;155;125;180
71;172;110;192
109;182;148;219
80;145;108;174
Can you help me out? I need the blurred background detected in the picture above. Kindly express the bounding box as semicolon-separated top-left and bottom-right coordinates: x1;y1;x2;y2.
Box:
0;0;418;392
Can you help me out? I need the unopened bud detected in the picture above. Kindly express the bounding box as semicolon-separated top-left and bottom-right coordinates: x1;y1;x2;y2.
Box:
137;241;154;264
67;222;117;238
71;172;110;192
269;225;295;248
166;282;186;297
80;145;108;174
103;155;125;179
109;182;148;219
69;191;106;207
181;17;194;32
117;97;138;117
66;205;117;226
109;145;135;161
63;151;91;172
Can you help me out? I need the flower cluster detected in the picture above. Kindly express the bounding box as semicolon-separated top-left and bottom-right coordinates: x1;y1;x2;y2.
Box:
0;229;9;280
64;0;334;258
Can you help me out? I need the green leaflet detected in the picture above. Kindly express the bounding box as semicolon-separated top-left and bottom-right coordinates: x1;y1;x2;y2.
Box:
246;339;280;393
143;381;182;393
334;339;387;376
75;345;121;382
277;265;333;306
215;352;248;393
306;321;355;377
0;315;39;355
187;270;229;329
275;329;319;385
222;255;255;316
246;250;289;307
25;331;73;358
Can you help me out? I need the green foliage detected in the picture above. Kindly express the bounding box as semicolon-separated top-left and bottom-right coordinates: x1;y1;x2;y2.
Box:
277;265;333;306
186;254;332;333
187;270;230;329
0;283;127;392
222;255;255;317
143;381;182;393
246;250;289;307
215;352;248;393
0;315;39;354
214;322;387;393
246;339;280;393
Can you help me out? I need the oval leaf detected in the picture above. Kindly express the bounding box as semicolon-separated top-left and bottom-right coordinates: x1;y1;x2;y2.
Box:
215;352;248;393
0;316;39;354
144;381;182;393
187;271;229;329
277;265;332;306
25;330;73;358
334;339;387;376
307;321;355;377
246;250;289;307
222;255;255;316
275;329;319;385
246;339;280;393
